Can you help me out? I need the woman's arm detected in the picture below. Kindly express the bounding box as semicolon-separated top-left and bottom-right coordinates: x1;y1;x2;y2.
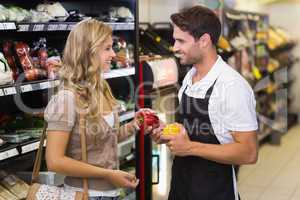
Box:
46;131;110;178
117;121;137;142
46;131;138;188
46;130;139;188
44;90;138;188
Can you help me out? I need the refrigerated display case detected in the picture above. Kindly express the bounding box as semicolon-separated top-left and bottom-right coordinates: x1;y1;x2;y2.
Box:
0;1;140;199
137;57;179;200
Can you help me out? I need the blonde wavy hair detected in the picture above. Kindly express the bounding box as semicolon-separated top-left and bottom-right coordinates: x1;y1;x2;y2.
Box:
59;18;118;119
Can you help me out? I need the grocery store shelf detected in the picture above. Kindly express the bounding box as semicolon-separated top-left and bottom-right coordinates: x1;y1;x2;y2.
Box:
0;67;135;97
0;139;41;162
125;191;136;200
21;140;40;154
269;42;296;56
258;129;272;142
17;22;76;32
0;111;135;161
0;79;60;97
118;135;135;159
20;79;60;93
0;147;19;161
119;110;135;123
0;22;17;30
0;21;134;32
103;67;135;79
1;133;135;162
107;22;134;31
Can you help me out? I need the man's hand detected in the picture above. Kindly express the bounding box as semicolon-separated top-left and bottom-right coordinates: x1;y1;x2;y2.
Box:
160;123;193;156
149;120;166;144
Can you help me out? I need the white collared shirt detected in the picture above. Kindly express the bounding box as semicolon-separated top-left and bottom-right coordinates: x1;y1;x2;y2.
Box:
178;56;258;145
179;56;258;200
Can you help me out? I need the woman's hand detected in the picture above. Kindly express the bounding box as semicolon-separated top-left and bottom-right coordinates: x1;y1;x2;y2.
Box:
106;170;139;189
149;120;168;144
133;108;159;134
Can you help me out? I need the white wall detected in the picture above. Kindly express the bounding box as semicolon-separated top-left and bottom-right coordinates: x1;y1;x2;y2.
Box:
235;0;263;12
139;0;180;23
139;0;207;23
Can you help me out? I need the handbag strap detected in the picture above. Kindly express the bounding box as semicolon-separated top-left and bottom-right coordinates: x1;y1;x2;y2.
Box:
79;112;89;199
31;122;48;183
31;112;89;198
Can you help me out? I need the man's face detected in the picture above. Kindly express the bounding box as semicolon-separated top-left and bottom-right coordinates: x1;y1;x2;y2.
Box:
172;25;203;65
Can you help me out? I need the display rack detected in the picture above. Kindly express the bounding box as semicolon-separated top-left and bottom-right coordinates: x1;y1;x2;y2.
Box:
0;21;135;32
221;8;297;144
0;0;139;199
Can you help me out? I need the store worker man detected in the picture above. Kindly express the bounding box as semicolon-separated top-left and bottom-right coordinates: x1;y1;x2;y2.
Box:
151;5;258;200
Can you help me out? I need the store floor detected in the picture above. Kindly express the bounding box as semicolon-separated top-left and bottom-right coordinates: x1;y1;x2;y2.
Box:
152;124;300;200
238;124;300;200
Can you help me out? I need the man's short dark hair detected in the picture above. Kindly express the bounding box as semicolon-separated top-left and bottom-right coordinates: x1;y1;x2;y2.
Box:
170;5;221;45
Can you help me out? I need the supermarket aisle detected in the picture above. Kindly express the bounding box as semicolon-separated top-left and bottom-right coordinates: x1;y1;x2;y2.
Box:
238;124;300;200
152;124;300;200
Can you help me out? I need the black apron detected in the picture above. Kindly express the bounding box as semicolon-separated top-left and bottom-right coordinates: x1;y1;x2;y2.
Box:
168;80;236;200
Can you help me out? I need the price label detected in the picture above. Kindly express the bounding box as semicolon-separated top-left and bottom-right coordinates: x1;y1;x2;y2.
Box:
48;24;59;31
18;24;30;32
113;23;134;30
119;24;126;30
129;23;134;30
109;23;117;30
0;22;16;30
8;22;16;29
40;81;51;89
2;23;7;30
121;24;129;30
0;149;19;161
67;24;75;30
3;87;16;95
0;89;4;96
22;141;40;154
21;84;33;93
120;111;135;122
58;24;67;31
33;24;44;31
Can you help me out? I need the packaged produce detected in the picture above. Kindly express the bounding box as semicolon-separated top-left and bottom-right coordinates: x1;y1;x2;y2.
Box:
0;52;13;85
0;185;18;200
0;171;29;199
15;42;35;71
2;41;20;80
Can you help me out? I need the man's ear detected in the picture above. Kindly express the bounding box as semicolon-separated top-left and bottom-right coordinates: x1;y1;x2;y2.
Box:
198;33;211;48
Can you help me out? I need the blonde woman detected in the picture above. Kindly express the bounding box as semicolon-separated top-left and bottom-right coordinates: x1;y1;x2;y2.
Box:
44;19;140;200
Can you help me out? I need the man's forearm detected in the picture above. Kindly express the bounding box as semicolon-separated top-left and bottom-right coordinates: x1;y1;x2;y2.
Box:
187;141;258;165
